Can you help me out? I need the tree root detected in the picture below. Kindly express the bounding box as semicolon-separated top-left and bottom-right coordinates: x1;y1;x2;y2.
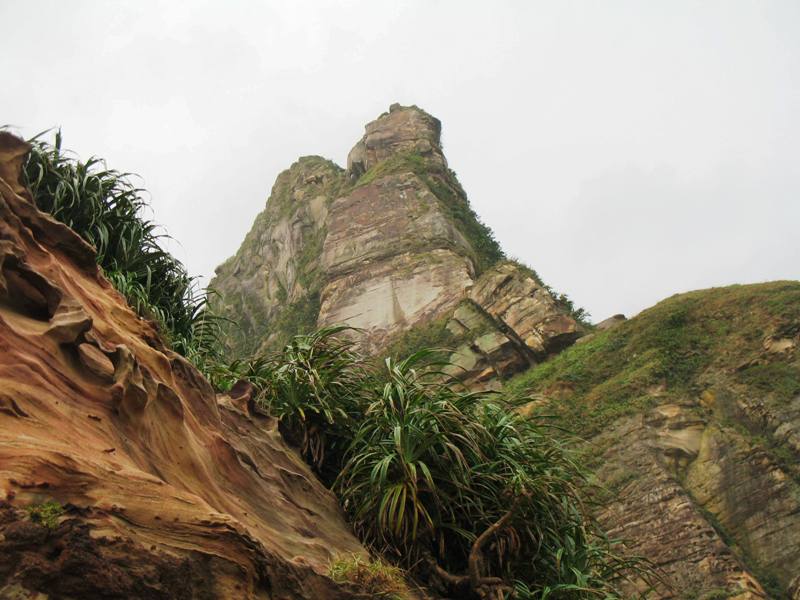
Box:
428;493;528;599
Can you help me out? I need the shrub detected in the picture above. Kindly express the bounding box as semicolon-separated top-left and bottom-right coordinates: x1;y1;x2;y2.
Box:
329;554;410;599
334;352;644;598
213;326;368;479
244;331;650;598
22;131;224;368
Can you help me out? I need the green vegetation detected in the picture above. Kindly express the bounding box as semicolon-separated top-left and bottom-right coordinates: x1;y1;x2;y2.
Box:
421;170;504;276
382;310;472;364
226;328;651;598
266;292;322;351
354;151;428;188
503;282;800;437
736;362;800;401
328;554;410;599
26;501;64;529
24;131;224;370
19;132;650;596
212;326;365;476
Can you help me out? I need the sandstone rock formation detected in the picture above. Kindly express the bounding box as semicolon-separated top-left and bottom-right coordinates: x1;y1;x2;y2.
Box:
0;133;369;599
212;104;582;373
444;262;583;387
346;103;446;178
212;156;346;354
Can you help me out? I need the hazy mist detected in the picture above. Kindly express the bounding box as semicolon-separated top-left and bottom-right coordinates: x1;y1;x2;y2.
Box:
3;0;798;320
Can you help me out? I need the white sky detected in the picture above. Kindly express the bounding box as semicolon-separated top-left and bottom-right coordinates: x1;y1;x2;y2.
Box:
2;1;798;321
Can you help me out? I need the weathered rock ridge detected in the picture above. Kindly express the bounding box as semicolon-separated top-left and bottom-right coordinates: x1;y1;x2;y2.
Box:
0;133;368;599
212;104;581;374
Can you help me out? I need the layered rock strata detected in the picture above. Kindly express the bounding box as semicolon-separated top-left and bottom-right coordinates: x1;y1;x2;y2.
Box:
0;133;368;599
213;104;581;369
515;283;800;598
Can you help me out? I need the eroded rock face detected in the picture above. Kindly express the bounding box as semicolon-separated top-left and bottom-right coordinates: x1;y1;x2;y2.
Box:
320;249;474;353
0;133;367;599
594;411;770;599
213;104;581;367
442;262;586;388
594;397;800;598
521;285;800;598
212;156;346;353
346;103;445;178
317;161;477;351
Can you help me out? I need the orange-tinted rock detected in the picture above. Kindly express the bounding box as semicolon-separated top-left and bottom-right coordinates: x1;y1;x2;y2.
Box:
77;343;115;380
0;132;367;599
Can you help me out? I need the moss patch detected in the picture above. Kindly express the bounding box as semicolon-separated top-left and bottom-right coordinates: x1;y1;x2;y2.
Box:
26;501;64;529
736;362;800;401
328;554;410;599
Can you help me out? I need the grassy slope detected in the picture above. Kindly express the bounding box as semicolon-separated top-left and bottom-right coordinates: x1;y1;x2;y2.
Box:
503;281;800;596
503;281;800;437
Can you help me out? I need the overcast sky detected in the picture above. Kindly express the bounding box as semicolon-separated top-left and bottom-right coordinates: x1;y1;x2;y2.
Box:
3;1;798;320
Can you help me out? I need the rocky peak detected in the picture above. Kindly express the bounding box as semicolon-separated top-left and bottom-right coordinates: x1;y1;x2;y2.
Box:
211;156;346;353
213;103;583;374
346;103;445;179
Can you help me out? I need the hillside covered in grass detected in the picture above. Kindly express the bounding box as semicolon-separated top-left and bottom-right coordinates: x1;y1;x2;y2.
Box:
506;281;800;436
504;281;800;597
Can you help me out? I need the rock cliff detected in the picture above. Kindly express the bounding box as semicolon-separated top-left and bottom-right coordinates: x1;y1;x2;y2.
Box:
0;133;369;599
212;104;582;376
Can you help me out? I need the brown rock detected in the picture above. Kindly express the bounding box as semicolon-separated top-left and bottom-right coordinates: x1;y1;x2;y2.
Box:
0;133;368;599
468;262;583;358
346;104;445;178
77;343;115;380
593;416;769;599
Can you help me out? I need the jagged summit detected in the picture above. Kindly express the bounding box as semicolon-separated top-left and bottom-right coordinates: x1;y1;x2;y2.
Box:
211;104;582;374
346;103;445;178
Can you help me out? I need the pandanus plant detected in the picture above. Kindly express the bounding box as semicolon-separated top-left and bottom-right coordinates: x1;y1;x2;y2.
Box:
23;131;225;368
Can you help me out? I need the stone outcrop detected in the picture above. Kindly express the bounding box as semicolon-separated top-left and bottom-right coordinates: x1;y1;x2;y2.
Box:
443;262;584;387
212;105;581;367
0;133;369;599
346;103;445;178
317;168;474;353
213;157;346;354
